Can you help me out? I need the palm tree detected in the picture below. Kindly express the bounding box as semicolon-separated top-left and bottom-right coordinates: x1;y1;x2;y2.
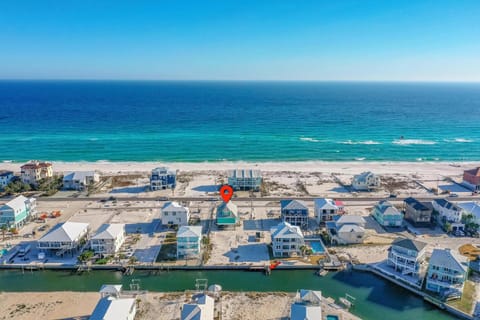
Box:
1;225;7;241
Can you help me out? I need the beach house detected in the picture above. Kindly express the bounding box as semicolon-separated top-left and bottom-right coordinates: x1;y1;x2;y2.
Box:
37;221;89;256
90;224;125;255
314;198;344;223
0;195;37;229
326;215;366;245
290;289;322;320
387;237;427;279
150;167;176;190
462;167;480;193
352;171;380;191
425;249;469;298
372;200;403;227
404;197;433;226
280;199;309;229
216;201;238;227
90;296;136;320
177;225;202;259
63;171;99;190
20;161;53;185
227;169;262;191
270;221;305;257
0;170;14;189
432;199;465;232
161;201;190;226
181;293;214;320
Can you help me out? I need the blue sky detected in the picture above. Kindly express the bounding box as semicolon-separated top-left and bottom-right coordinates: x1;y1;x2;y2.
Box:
1;0;479;81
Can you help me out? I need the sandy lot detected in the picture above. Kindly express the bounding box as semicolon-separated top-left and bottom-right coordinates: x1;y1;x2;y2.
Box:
0;291;360;320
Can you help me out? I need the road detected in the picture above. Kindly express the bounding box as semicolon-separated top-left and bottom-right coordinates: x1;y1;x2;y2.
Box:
31;195;479;203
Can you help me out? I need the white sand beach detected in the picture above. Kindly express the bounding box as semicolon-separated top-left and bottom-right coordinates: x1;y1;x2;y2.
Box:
1;160;478;175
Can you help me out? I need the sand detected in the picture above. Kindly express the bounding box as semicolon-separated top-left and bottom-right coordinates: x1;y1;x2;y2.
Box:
1;160;478;175
0;291;360;320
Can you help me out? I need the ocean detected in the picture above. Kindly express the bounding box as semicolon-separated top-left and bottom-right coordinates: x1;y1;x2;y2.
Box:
0;81;479;162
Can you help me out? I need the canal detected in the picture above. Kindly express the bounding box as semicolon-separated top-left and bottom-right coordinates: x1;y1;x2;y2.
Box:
0;269;456;320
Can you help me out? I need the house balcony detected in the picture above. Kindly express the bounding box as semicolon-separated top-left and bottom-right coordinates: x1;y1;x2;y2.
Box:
427;277;464;290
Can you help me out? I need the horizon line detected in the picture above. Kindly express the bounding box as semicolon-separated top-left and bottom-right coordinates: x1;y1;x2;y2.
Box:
0;78;480;84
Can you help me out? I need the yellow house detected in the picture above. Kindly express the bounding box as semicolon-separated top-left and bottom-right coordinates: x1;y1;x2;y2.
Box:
20;161;53;185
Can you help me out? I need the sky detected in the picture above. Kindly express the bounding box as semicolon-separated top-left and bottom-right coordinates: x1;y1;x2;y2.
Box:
1;0;480;81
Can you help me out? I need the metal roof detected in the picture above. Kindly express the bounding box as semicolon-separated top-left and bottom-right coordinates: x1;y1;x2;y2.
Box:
177;226;202;238
89;296;136;320
91;224;125;240
181;294;214;320
429;249;468;273
162;201;188;212
270;221;304;239
290;303;322;320
38;221;89;243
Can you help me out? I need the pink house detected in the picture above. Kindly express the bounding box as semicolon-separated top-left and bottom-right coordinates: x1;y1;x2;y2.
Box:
463;167;480;193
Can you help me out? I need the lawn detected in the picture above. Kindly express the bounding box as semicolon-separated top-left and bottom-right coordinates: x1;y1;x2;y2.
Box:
447;280;476;314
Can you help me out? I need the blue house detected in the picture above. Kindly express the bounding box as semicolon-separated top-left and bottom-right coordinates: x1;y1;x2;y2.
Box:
372;200;403;227
281;200;309;229
150;167;176;190
0;170;14;189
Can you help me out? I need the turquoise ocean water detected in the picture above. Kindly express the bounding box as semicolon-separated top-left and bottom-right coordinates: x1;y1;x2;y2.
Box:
0;81;479;162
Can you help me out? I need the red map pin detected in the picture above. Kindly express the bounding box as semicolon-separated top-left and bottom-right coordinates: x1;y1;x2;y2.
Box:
219;185;234;203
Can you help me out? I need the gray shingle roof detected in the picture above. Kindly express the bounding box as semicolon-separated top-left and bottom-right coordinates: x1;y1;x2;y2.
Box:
392;237;427;252
281;200;308;211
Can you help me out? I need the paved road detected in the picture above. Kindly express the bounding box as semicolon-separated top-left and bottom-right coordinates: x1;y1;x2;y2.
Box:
30;195;479;203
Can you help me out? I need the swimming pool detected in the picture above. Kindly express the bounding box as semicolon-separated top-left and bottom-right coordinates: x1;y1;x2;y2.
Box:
0;249;8;257
306;240;325;254
326;315;339;320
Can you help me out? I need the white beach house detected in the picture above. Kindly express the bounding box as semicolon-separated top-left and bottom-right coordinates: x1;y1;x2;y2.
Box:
181;293;214;320
177;225;202;259
161;201;190;226
0;195;37;229
20;161;53;185
387;237;427;279
326;215;366;245
314;198;344;223
37;221;89;256
432;199;465;232
90;296;136;320
63;171;100;190
290;289;322;320
90;224;126;255
227;169;262;191
270;221;305;257
0;170;14;189
352;171;380;191
432;199;462;223
425;248;469;298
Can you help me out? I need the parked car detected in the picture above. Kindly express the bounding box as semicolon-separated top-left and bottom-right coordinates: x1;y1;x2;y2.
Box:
449;193;459;198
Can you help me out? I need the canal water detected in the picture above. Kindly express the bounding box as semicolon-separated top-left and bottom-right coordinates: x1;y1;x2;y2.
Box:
0;270;455;320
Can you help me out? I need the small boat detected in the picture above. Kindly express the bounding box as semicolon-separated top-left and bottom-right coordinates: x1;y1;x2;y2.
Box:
339;297;352;308
316;269;328;277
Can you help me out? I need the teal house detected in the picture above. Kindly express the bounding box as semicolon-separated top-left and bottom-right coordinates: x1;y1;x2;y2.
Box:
372;200;403;227
0;195;37;229
216;201;238;226
426;249;468;299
